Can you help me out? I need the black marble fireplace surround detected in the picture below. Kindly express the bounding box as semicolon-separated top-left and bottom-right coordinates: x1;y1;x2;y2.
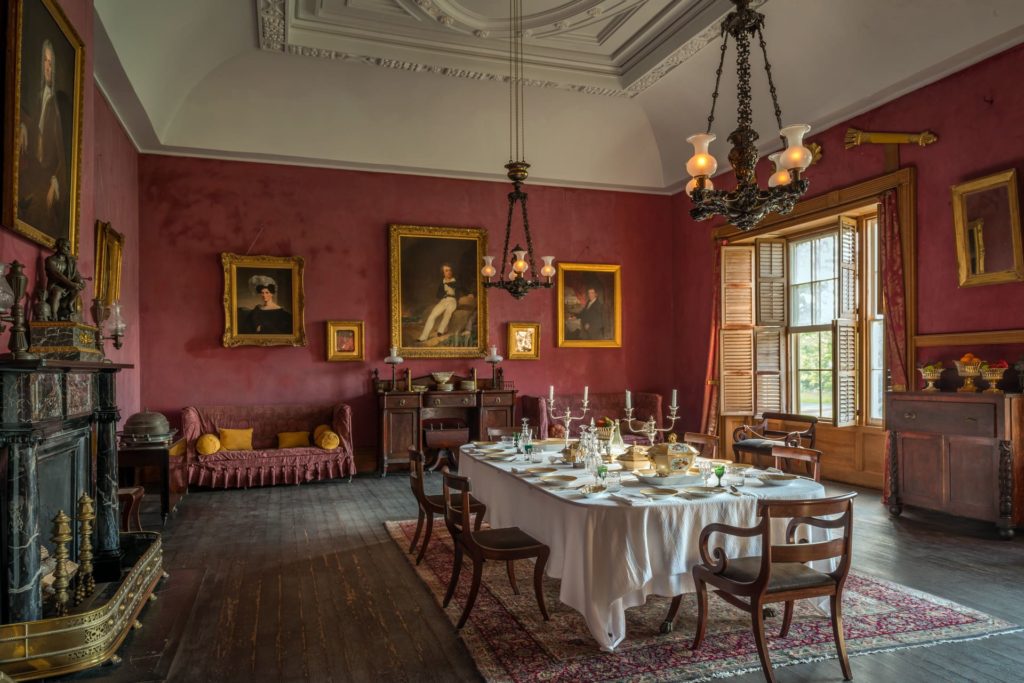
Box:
0;360;130;623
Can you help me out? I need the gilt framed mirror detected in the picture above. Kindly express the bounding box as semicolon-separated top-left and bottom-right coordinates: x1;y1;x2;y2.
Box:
951;169;1023;287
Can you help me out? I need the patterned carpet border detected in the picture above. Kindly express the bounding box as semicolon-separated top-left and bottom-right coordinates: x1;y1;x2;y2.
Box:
385;519;1021;683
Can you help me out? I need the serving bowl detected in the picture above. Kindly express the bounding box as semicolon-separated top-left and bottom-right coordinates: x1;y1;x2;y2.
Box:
540;474;578;488
755;473;797;486
431;371;455;384
635;471;702;487
579;483;609;499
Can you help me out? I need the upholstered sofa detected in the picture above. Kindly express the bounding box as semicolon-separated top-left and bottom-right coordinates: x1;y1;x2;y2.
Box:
520;392;664;444
182;403;356;489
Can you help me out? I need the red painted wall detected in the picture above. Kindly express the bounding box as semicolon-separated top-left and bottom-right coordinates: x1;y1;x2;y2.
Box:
0;0;141;418
137;157;677;448
674;43;1024;413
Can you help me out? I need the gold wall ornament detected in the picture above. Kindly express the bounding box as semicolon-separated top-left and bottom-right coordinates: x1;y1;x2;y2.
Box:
74;494;96;605
843;128;938;149
93;221;125;307
221;253;307;347
951;168;1023;287
326;320;365;361
50;511;73;616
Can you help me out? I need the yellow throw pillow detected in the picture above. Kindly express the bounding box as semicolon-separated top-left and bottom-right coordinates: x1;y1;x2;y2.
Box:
313;424;331;441
278;431;311;449
219;427;253;451
168;438;186;457
316;430;340;450
196;433;221;456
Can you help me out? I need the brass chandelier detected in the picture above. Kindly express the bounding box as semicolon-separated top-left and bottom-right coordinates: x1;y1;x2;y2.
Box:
685;0;813;231
481;0;555;299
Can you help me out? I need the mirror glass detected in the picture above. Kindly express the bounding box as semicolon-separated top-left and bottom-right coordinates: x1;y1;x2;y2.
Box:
952;170;1023;287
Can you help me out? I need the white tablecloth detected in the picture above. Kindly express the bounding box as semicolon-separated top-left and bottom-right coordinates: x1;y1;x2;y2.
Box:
458;446;829;650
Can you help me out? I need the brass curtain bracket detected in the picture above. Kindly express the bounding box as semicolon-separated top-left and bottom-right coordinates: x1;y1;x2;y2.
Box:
844;128;938;149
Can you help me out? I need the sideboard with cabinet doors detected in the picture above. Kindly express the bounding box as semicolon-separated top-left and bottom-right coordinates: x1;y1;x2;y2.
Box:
372;370;516;477
885;391;1022;538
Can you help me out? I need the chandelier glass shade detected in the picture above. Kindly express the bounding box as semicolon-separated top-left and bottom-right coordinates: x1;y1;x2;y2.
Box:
481;0;554;299
686;0;812;231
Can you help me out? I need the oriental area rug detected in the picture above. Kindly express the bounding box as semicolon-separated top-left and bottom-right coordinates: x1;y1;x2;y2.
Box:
385;519;1020;683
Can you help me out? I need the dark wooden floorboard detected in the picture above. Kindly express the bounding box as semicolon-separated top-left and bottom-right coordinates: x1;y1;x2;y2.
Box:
56;475;1024;682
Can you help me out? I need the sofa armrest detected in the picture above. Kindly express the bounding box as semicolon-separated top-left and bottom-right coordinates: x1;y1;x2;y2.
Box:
331;404;354;456
181;406;203;468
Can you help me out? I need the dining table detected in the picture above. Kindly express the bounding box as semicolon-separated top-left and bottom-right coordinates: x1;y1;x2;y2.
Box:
458;442;832;651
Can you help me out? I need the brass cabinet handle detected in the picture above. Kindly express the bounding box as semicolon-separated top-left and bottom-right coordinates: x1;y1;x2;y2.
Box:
462;398;469;405
399;399;406;407
433;399;441;407
903;411;916;420
494;397;502;404
965;417;977;423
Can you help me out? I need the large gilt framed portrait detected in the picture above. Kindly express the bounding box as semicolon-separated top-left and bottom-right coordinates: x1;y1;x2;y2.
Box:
507;322;540;360
93;220;123;306
3;0;84;253
326;320;364;361
557;263;622;348
389;224;488;358
221;253;306;347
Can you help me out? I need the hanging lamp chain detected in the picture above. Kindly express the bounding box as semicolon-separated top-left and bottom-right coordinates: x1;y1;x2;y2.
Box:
705;30;729;134
756;27;785;143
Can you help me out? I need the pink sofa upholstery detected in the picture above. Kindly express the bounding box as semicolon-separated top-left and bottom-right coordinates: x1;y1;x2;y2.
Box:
182;403;356;489
520;392;665;444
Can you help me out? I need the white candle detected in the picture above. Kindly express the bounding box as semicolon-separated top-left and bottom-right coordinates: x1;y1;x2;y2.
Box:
490;345;498;357
671;389;678;408
389;346;398;358
549;385;555;402
583;386;589;402
625;390;632;410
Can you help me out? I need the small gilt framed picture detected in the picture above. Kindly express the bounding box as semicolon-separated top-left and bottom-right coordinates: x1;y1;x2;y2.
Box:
327;321;364;361
507;322;540;360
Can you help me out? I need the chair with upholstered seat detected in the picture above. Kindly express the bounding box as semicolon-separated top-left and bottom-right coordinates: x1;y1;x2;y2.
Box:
661;492;857;683
441;471;550;629
771;445;822;481
732;413;817;470
407;449;485;565
683;432;720;459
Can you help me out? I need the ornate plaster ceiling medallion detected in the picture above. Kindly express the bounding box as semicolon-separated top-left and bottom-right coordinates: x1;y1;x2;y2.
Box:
256;0;739;97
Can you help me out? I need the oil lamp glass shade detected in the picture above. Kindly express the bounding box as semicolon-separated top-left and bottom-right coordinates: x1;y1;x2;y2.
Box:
108;303;127;336
779;124;812;170
481;255;497;278
512;249;529;274
685;133;718;178
685;176;713;196
540;256;556;278
0;265;15;311
767;152;791;188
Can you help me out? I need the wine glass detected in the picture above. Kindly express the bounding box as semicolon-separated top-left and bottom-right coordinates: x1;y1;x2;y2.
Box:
699;461;713;488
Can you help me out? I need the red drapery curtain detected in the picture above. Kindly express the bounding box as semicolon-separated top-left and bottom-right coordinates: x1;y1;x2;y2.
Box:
880;189;909;504
700;242;722;436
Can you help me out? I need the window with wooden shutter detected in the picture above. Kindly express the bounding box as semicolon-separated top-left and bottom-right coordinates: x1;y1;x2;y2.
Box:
720;246;755;415
832;216;859;427
754;239;786;416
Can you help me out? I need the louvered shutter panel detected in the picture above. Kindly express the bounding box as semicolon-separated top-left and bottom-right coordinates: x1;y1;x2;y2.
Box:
754;239;786;416
833;319;857;427
838;217;858;319
720;246;755;416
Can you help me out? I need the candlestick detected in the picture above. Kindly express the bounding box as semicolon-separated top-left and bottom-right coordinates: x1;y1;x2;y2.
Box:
625;389;632;410
547;391;590;454
623;403;680;447
583;385;589;402
549;385;555;402
671;389;678;409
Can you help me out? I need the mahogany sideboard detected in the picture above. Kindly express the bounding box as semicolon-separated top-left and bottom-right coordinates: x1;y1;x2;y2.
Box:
375;377;516;477
885;391;1022;538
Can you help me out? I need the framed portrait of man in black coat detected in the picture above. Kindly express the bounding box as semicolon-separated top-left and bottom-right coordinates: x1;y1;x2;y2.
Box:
557;263;621;348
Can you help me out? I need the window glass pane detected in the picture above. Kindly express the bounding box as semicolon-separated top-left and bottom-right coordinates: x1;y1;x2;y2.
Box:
792;283;814;326
796;332;819;370
819;371;833;419
815;234;836;279
814;279;835;324
870;369;884;421
819;331;833;370
792;241;813;284
870;319;884;369
798;371;820;416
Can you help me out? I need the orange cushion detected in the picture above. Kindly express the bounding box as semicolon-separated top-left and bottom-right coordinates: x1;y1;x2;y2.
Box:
218;427;253;451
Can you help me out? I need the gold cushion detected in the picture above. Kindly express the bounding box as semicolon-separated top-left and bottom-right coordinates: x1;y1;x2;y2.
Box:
168;438;186;457
218;427;253;451
313;424;331;441
278;431;311;449
196;433;221;456
316;430;340;450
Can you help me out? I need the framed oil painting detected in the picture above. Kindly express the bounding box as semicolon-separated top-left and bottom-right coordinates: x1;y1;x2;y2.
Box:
3;0;84;253
221;253;306;347
507;321;540;360
326;320;364;361
93;220;123;306
557;263;622;348
389;224;488;358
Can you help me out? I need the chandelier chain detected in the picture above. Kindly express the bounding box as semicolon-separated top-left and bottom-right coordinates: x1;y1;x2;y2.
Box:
756;27;784;143
734;27;752;131
705;31;729;134
519;191;538;275
502;192;515;279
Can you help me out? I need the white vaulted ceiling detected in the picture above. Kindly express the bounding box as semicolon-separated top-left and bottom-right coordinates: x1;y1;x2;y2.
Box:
94;0;1024;192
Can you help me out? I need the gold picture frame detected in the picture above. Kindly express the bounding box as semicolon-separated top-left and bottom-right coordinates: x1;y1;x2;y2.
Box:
3;0;85;254
952;168;1023;287
389;223;488;359
93;220;123;306
326;320;364;361
507;322;540;360
557;262;622;348
221;253;306;347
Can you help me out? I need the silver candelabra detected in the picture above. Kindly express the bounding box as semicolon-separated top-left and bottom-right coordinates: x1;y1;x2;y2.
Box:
623;405;680;446
548;395;590;453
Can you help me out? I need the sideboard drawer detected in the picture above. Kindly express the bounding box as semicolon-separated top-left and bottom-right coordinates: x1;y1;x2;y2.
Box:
384;395;419;409
481;393;513;407
426;393;477;408
888;399;996;438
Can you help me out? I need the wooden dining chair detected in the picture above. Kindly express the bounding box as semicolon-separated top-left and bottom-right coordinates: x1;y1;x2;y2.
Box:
441;471;550;629
771;445;823;482
661;492;857;683
683;432;720;459
486;427;518;439
408;449;485;565
732;413;817;467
